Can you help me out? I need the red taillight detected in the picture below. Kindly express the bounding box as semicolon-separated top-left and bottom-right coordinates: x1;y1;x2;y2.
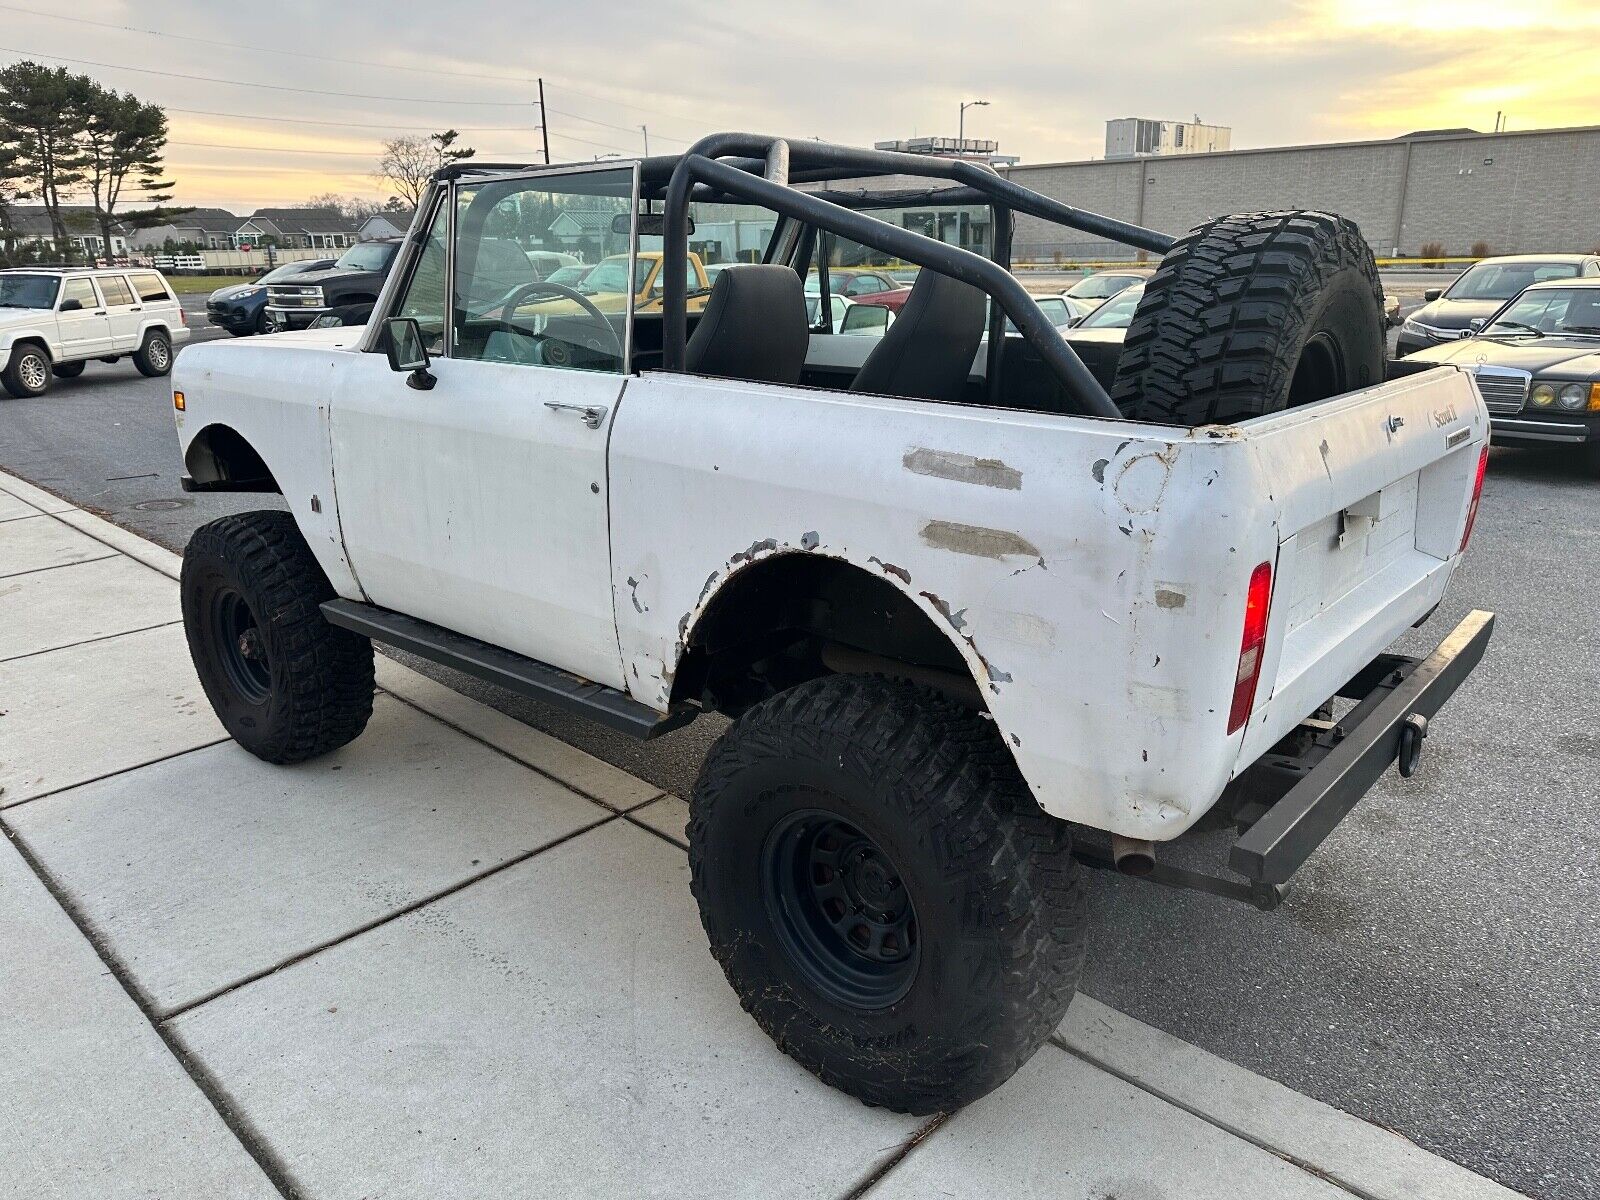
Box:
1459;445;1488;552
1227;561;1274;735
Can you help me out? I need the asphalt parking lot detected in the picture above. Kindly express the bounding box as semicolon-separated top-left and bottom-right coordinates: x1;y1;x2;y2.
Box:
0;276;1593;1199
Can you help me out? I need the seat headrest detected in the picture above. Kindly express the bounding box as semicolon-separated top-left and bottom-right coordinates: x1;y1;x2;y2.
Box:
850;270;987;403
685;264;810;385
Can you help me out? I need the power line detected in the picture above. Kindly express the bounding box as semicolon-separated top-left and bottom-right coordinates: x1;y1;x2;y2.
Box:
0;43;534;105
166;106;539;134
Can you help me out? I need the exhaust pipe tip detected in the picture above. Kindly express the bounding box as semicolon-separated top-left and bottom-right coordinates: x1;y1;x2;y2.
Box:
1110;835;1157;877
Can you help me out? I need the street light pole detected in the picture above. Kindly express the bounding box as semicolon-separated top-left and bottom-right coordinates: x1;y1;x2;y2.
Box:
959;98;989;144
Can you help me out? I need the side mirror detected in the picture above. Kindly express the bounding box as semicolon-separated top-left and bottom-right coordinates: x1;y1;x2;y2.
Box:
60;298;83;312
383;317;435;390
1423;288;1442;301
1467;318;1486;333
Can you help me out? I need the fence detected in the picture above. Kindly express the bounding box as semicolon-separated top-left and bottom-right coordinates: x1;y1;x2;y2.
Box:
140;247;338;275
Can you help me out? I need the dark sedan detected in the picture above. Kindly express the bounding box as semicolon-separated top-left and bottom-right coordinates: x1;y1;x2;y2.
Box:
1395;253;1600;357
206;258;335;336
1407;278;1600;474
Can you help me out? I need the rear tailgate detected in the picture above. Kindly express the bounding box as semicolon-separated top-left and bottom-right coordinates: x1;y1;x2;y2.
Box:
1234;366;1488;768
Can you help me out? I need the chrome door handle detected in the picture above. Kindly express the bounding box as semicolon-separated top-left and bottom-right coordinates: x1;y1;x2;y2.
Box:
544;401;607;429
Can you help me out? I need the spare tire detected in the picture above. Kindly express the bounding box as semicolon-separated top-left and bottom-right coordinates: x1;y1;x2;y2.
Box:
1111;210;1385;426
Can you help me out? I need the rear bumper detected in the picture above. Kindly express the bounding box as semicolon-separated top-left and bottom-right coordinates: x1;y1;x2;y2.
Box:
1227;609;1494;891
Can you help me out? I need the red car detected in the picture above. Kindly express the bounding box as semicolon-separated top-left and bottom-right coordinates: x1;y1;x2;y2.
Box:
806;268;911;311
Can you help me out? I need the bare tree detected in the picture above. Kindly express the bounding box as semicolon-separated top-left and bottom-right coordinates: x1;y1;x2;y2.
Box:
304;191;383;221
375;130;475;209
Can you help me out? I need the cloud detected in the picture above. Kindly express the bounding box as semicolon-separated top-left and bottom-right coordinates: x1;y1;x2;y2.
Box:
2;0;1593;209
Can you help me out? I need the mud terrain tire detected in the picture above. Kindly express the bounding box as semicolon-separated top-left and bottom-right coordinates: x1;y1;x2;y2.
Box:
1112;210;1386;426
688;675;1087;1113
182;510;374;763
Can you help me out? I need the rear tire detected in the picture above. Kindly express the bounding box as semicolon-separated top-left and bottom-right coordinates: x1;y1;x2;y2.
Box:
133;329;173;377
2;343;51;398
52;360;87;379
689;675;1087;1114
1112;210;1386;426
182;511;374;764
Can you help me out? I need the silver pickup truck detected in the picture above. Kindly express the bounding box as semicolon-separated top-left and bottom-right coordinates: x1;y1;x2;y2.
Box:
173;135;1493;1114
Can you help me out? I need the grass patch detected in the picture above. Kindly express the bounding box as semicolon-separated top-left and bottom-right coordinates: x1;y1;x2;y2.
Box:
165;274;256;295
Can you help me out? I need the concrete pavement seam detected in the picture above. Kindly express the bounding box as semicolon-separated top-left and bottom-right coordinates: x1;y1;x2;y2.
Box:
0;618;183;665
840;1114;949;1200
0;552;119;582
0;822;305;1200
1050;1034;1375;1199
0;735;234;812
159;810;626;1022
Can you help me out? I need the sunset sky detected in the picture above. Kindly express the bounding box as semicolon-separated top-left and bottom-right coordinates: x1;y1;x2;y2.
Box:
1;0;1596;213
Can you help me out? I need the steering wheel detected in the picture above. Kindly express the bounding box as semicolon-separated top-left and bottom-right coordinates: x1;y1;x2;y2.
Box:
497;279;623;368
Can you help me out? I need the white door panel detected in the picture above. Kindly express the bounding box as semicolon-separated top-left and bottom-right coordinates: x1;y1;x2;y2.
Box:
55;278;111;358
330;353;626;687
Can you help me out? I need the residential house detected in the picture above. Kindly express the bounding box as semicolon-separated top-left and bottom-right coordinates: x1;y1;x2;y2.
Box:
131;208;242;251
358;209;416;240
547;208;616;247
2;204;129;257
234;208;360;250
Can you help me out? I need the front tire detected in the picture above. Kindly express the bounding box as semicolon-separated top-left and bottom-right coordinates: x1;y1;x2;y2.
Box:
182;511;374;764
2;343;51;398
133;329;173;377
689;675;1087;1114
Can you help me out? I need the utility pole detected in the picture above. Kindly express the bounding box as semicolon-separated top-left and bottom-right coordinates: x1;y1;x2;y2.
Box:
641;125;650;156
538;77;551;165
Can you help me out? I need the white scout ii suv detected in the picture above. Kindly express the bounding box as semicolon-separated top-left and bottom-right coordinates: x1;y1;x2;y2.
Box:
172;136;1494;1114
0;266;187;397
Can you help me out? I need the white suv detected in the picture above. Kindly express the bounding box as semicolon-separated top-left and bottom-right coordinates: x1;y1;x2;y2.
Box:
0;267;189;398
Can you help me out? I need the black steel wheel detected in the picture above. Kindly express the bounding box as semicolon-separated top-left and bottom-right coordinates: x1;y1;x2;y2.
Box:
183;510;374;763
689;675;1087;1114
762;808;920;1009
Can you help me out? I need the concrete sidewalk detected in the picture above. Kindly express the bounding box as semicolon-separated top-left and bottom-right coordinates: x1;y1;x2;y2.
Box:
0;467;1529;1200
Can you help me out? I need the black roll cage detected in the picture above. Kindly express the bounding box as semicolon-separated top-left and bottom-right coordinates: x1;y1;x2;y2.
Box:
653;134;1175;420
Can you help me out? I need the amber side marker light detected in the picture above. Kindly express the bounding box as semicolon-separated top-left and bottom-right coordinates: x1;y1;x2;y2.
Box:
1227;560;1274;735
173;390;185;411
1589;382;1600;412
1460;445;1489;552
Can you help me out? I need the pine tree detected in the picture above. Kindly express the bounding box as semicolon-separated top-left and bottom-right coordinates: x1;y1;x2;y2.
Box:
81;83;175;263
0;62;93;251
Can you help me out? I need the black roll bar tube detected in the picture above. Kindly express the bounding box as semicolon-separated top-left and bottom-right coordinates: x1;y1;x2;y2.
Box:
661;151;1122;419
985;205;1012;408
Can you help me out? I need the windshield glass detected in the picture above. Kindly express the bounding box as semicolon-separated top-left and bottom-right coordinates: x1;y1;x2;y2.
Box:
258;262;316;284
0;273;59;309
1484;288;1600;337
1068;272;1140;300
1078;284;1144;328
582;255;649;294
1446;261;1580;301
333;242;397;272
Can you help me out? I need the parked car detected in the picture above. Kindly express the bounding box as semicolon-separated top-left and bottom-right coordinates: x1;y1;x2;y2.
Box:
174;141;1490;1117
1065;267;1151;304
805;268;910;310
1396;253;1600;356
805;293;851;328
526;250;580;280
1404;277;1600;474
0;266;188;398
1055;282;1146;388
309;302;375;329
206;259;335;337
265;238;403;332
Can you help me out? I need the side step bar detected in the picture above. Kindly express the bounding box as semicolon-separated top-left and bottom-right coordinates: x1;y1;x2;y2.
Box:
321;599;695;740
